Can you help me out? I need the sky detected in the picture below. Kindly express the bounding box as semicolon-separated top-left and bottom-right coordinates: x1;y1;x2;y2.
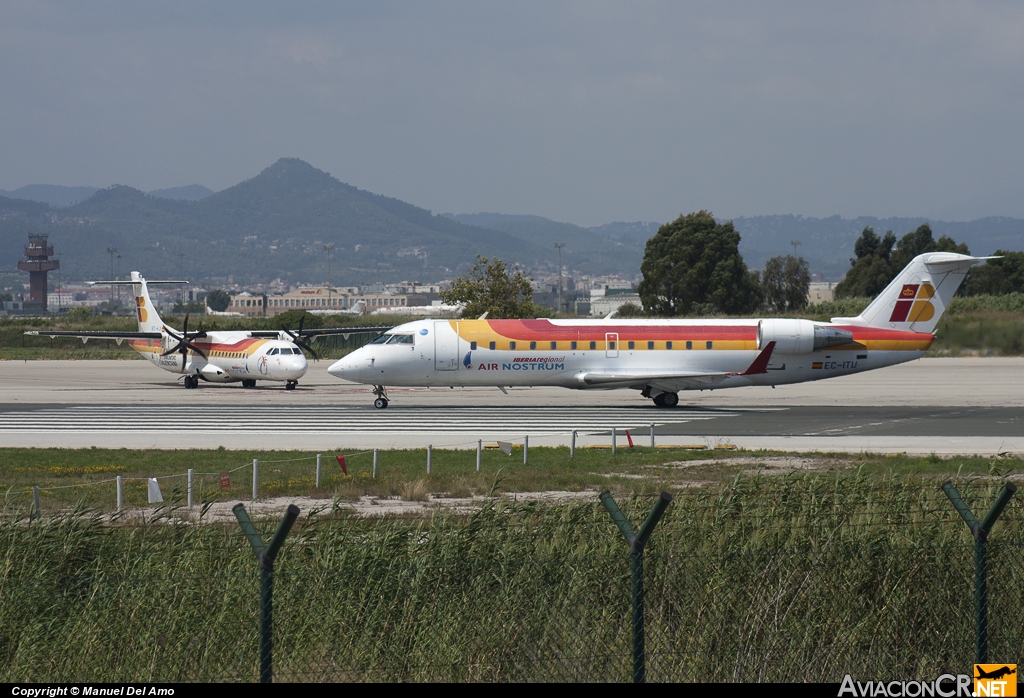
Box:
2;1;1023;226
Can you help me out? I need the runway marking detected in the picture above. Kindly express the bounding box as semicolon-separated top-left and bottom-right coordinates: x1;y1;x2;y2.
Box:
0;405;745;435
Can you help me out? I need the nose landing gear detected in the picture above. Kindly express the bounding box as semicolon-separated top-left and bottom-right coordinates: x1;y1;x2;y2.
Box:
373;385;389;409
285;380;298;391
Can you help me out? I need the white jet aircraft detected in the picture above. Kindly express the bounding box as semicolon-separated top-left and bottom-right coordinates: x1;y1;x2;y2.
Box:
27;272;386;389
327;252;990;408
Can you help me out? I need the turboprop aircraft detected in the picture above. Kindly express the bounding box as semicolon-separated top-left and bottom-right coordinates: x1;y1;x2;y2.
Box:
26;272;386;390
327;252;991;408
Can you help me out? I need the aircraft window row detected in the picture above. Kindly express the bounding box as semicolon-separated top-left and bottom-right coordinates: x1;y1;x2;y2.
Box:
213;350;247;358
477;340;723;350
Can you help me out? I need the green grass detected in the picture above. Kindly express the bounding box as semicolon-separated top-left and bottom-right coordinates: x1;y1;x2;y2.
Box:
3;446;1020;516
1;471;1022;681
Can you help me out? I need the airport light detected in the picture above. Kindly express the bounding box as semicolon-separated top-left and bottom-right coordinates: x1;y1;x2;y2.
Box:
554;243;565;313
106;247;118;304
324;244;335;306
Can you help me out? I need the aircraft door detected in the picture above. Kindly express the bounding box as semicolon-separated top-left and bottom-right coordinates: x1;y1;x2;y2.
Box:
434;321;459;371
605;332;619;358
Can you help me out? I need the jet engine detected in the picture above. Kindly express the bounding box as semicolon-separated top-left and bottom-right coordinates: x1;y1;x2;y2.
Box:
757;319;854;355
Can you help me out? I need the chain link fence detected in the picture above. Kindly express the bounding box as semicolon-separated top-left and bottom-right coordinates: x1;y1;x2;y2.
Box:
0;483;1021;682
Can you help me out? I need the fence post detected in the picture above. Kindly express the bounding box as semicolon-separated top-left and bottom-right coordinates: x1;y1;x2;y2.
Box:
650;424;655;448
600;490;673;683
31;486;41;519
252;459;259;501
233;503;300;684
571;430;576;458
373;449;379;479
116;476;123;514
427;445;432;475
523;435;528;464
612;427;617;454
942;480;1017;664
315;454;322;488
187;469;194;508
476;440;482;472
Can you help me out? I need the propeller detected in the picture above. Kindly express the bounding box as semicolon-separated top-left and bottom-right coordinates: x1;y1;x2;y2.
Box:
280;314;319;361
161;313;209;365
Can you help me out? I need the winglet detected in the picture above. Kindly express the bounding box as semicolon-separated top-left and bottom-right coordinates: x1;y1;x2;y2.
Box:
736;341;775;376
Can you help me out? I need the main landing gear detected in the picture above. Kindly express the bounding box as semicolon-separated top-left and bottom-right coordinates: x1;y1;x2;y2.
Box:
652;391;679;408
183;375;200;389
373;385;389;409
242;379;257;388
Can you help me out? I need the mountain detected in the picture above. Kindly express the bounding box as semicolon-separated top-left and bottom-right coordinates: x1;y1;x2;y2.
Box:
0;184;99;207
444;212;644;276
726;215;1024;279
147;185;214;201
0;159;583;286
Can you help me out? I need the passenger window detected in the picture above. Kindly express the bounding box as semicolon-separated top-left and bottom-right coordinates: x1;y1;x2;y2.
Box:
550;341;557;350
666;341;673;350
706;341;713;350
686;341;692;350
530;341;536;350
571;341;577;350
628;341;634;350
589;341;596;350
609;341;616;350
489;341;496;350
647;341;654;350
510;341;516;350
471;341;477;350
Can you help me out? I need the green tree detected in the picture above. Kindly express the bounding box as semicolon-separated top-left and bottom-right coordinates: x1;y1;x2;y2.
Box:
836;224;969;299
761;255;810;313
637;211;761;316
205;289;231;312
964;250;1024;295
613;302;644;318
440;255;541;318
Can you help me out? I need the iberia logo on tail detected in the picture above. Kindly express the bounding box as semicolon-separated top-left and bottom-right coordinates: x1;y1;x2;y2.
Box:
136;296;148;323
889;284;935;323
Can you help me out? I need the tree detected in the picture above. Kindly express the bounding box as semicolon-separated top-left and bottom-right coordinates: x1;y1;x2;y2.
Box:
637;211;761;316
613;302;644;318
761;255;810;313
965;250;1024;295
439;255;541;318
835;224;969;299
206;289;231;312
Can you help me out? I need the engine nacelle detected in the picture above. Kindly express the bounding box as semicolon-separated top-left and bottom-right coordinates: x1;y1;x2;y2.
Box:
757;319;854;355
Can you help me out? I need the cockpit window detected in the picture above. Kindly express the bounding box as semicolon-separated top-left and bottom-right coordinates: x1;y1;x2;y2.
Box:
386;334;415;344
369;333;392;344
268;348;279;355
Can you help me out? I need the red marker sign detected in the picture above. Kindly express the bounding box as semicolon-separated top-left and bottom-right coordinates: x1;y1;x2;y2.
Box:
220;472;230;490
336;454;348;475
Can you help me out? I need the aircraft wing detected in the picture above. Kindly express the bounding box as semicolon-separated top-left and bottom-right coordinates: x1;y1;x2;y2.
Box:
576;341;777;389
248;326;391;340
24;330;162;343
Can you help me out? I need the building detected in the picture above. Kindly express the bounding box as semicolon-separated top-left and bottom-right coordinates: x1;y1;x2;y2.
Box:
16;233;58;312
807;282;835;305
227;286;439;317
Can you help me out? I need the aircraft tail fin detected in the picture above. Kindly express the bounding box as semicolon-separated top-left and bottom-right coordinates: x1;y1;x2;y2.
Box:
87;273;187;333
831;253;994;334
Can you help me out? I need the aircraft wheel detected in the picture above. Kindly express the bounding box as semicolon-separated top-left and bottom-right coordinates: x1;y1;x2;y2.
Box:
242;379;257;388
285;381;297;391
653;392;679;408
373;397;389;409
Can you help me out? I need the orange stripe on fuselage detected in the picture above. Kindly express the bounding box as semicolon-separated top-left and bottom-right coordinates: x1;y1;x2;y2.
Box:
450;320;934;353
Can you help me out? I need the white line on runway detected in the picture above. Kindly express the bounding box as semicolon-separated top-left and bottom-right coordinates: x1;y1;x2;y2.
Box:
0;405;743;434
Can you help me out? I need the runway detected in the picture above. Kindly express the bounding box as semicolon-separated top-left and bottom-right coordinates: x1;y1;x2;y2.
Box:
0;358;1022;453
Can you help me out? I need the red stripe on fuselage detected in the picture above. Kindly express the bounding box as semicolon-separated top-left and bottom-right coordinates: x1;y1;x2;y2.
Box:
486;319;757;342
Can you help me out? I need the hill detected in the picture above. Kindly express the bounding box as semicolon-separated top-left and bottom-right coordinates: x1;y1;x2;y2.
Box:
0;160;572;286
147;185;214;201
0;184;99;207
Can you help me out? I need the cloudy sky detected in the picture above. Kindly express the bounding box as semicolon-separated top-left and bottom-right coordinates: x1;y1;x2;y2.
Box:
2;1;1022;225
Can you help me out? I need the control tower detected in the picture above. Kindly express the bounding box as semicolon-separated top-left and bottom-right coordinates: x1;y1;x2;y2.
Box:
17;233;59;311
